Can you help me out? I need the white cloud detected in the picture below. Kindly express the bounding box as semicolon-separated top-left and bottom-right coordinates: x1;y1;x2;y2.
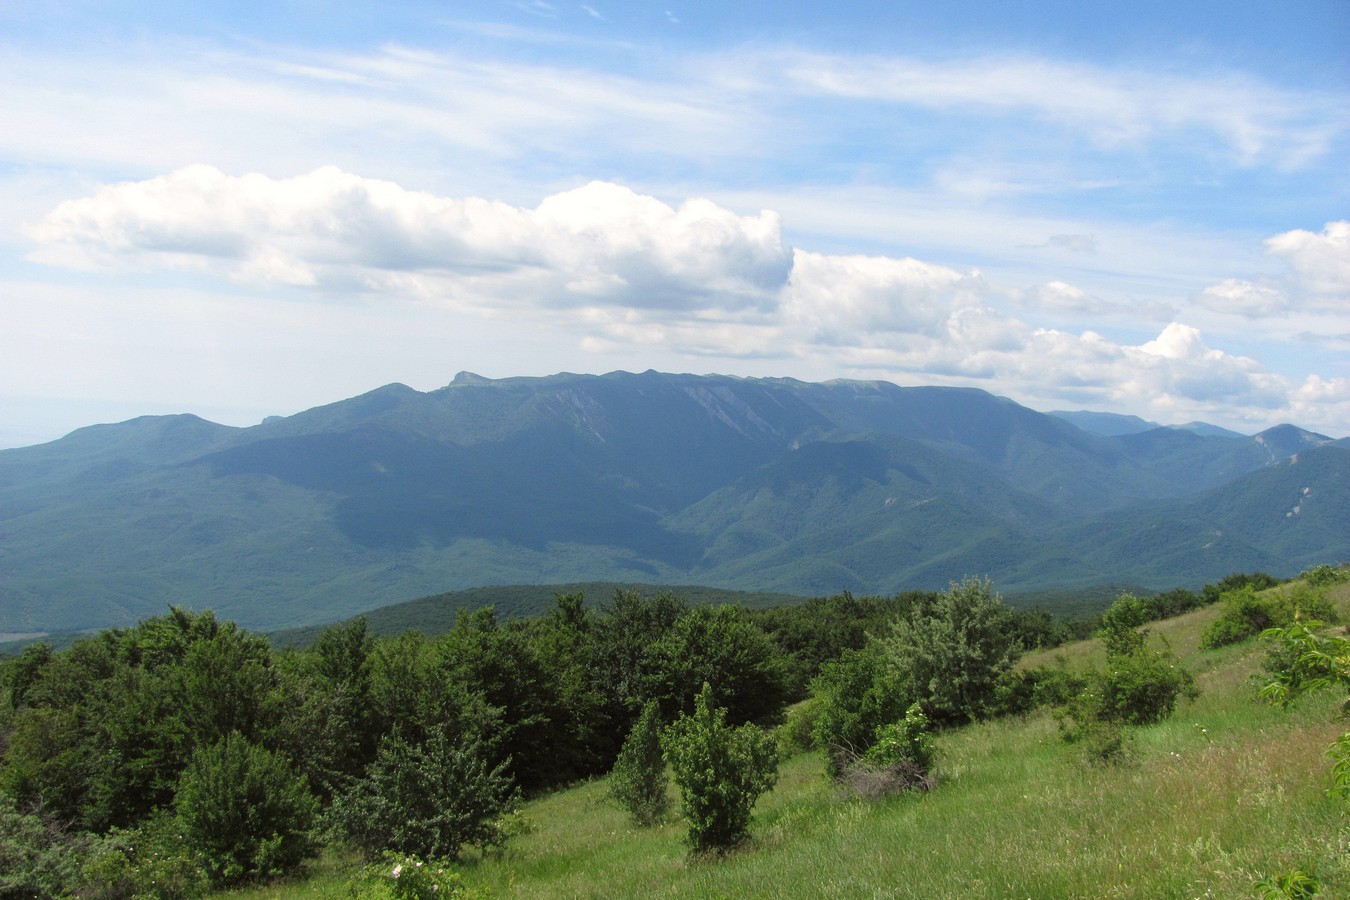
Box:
1191;221;1349;320
29;166;794;312
22;169;1350;437
1266;220;1350;302
781;251;972;343
775;52;1346;167
1191;278;1289;316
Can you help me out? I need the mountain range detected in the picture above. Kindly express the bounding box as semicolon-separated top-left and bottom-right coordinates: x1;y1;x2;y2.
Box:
1;370;1346;633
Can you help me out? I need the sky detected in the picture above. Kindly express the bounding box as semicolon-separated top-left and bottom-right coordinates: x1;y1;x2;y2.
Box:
2;1;1348;449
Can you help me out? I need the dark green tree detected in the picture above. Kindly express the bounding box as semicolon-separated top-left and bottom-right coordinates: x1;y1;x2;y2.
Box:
174;732;317;886
332;728;516;861
644;604;789;727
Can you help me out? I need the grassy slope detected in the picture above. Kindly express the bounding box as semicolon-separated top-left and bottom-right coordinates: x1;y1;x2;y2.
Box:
228;582;1350;899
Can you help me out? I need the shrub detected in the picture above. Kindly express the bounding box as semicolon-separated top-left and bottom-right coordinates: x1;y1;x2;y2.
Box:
345;852;481;899
862;704;936;773
0;794;86;898
1098;594;1152;638
1261;618;1350;803
174;732;317;886
777;698;821;754
1203;584;1338;649
1201;571;1282;605
609;700;669;826
662;683;778;855
79;810;209;899
880;577;1020;728
838;703;937;800
1057;627;1197;763
1300;563;1349;587
1097;639;1199;726
811;645;908;776
333;729;517;861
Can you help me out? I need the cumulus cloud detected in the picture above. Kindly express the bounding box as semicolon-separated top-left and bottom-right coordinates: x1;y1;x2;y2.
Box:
1265;220;1350;302
1191;220;1349;319
1191;278;1288;316
781;251;973;344
29;166;794;312
26;169;1347;434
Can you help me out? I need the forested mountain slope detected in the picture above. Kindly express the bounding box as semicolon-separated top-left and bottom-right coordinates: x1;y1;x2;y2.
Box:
1;371;1344;631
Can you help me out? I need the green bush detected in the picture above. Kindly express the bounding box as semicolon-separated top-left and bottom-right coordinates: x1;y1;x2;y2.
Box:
333;729;517;861
1300;563;1349;587
836;703;938;799
662;683;778;855
810;645;909;776
79;810;209;899
345;852;482;899
1203;584;1338;649
1098;594;1152;638
0;794;86;898
174;732;318;886
777;698;821;754
1261;617;1350;803
1057;627;1197;763
1097;639;1199;726
880;577;1021;727
862;703;935;773
609;700;670;826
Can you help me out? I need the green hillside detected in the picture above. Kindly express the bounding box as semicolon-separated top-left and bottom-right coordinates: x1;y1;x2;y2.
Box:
232;579;1350;898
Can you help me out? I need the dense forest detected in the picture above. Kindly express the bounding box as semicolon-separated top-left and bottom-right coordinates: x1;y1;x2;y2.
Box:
1;569;1342;897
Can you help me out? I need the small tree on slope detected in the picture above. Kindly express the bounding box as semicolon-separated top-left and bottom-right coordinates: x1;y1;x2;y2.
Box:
662;683;778;854
609;700;669;826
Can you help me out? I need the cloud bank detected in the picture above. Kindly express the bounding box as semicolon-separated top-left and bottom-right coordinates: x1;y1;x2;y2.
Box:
29;167;1350;434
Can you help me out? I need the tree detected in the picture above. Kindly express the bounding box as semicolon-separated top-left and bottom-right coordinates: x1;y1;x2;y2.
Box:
879;577;1021;727
662;683;777;854
644;604;789;727
174;732;317;886
332;728;516;861
609;700;669;826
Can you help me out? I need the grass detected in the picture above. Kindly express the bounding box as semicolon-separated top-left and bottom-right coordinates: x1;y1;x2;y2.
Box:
221;582;1350;898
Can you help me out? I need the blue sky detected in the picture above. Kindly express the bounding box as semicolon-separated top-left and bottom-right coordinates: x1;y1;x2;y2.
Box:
2;1;1347;447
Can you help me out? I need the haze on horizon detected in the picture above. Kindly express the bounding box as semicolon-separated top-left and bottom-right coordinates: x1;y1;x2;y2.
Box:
2;0;1347;450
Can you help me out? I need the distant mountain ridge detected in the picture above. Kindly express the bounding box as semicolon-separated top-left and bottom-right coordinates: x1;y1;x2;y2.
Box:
1;370;1345;632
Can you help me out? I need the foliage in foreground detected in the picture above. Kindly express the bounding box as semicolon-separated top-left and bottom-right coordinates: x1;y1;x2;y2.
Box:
1262;615;1350;800
662;683;778;854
